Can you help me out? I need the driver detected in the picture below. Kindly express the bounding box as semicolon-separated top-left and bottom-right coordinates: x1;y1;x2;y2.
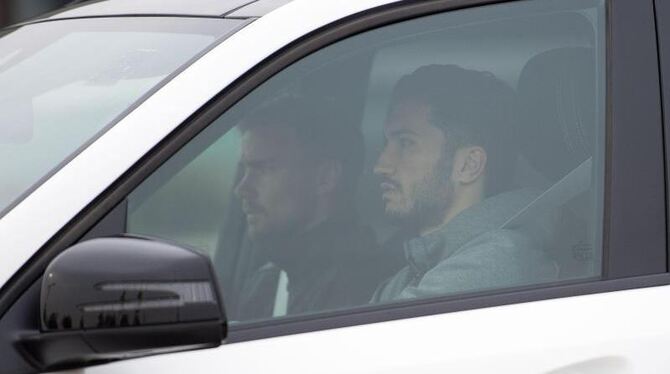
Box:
233;95;387;320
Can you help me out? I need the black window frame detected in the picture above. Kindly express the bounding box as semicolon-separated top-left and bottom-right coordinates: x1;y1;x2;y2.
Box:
0;0;666;346
653;0;670;273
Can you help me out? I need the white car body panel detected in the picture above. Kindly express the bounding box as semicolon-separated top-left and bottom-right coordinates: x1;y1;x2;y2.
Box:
0;0;398;286
63;284;670;373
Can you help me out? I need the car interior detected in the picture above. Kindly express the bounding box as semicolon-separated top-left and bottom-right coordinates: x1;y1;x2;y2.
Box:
121;2;604;322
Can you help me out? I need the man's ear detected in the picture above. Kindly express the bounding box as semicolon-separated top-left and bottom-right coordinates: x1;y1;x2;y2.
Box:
452;146;487;184
316;160;342;195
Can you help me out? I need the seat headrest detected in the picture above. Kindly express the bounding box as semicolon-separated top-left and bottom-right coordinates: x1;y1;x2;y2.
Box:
517;47;596;181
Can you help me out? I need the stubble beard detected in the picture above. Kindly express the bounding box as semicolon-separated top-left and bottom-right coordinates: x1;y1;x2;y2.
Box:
386;147;454;232
246;193;319;261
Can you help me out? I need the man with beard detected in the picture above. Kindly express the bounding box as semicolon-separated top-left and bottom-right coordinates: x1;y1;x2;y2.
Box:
372;65;557;302
232;95;387;320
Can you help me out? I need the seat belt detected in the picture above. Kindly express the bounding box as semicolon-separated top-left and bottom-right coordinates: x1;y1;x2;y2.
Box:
502;157;592;230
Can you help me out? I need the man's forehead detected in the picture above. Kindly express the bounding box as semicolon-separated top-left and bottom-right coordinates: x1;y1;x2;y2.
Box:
240;125;302;160
384;100;434;134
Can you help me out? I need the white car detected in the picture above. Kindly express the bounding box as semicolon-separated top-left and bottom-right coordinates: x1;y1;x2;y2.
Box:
1;0;669;373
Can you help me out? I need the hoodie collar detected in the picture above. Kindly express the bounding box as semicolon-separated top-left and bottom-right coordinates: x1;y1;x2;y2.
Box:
404;188;539;275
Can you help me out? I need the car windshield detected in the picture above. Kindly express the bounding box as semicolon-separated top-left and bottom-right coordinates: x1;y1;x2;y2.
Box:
0;17;243;217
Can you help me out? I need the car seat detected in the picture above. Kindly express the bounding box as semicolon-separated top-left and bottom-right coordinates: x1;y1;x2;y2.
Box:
505;46;600;280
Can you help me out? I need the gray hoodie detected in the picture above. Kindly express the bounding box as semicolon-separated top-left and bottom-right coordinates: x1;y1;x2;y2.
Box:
372;189;558;302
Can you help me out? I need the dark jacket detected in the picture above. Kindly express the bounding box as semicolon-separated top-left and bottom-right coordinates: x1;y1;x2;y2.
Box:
234;219;390;321
372;189;559;302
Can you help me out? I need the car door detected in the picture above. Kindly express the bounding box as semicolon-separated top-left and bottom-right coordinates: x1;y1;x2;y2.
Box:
3;0;670;373
86;0;668;372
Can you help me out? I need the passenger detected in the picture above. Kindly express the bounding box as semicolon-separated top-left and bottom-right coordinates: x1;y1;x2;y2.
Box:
372;65;557;302
233;95;385;319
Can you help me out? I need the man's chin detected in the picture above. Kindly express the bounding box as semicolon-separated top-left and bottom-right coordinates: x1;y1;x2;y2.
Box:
384;204;412;222
384;202;436;227
246;225;286;243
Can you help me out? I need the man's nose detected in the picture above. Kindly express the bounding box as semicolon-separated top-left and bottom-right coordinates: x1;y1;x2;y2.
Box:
374;148;394;177
234;172;254;199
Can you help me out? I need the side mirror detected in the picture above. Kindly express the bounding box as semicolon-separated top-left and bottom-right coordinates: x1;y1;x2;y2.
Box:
18;237;226;370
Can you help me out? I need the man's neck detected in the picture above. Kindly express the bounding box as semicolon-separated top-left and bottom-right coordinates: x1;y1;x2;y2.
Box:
420;189;483;237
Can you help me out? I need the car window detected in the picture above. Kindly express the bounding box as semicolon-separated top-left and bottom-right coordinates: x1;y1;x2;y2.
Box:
0;17;243;217
125;0;605;324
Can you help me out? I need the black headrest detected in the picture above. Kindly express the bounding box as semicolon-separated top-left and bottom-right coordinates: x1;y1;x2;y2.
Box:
517;47;596;181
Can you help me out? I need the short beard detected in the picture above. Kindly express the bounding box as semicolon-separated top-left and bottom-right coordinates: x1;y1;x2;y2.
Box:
388;144;455;232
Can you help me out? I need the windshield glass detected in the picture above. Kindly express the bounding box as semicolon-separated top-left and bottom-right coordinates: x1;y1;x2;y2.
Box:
0;17;243;216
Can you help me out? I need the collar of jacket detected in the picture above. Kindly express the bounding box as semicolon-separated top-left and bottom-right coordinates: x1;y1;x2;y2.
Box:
404;188;540;276
264;217;374;292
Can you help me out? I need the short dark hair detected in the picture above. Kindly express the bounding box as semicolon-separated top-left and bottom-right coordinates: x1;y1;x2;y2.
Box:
390;64;519;196
237;94;365;209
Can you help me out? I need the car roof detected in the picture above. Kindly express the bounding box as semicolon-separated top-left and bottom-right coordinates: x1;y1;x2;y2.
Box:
37;0;294;21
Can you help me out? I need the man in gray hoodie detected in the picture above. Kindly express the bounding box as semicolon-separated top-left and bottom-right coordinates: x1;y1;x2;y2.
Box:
372;65;557;302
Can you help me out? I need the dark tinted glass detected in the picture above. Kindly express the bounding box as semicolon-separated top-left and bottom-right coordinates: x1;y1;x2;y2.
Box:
126;0;605;323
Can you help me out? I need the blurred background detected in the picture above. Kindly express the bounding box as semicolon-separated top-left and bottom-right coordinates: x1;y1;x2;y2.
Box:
1;0;73;28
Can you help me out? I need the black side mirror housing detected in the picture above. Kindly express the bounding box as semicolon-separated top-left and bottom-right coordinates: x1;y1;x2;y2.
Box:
18;237;226;371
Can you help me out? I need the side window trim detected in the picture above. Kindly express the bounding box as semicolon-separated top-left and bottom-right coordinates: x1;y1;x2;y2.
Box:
653;0;670;273
606;0;665;277
227;273;670;343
